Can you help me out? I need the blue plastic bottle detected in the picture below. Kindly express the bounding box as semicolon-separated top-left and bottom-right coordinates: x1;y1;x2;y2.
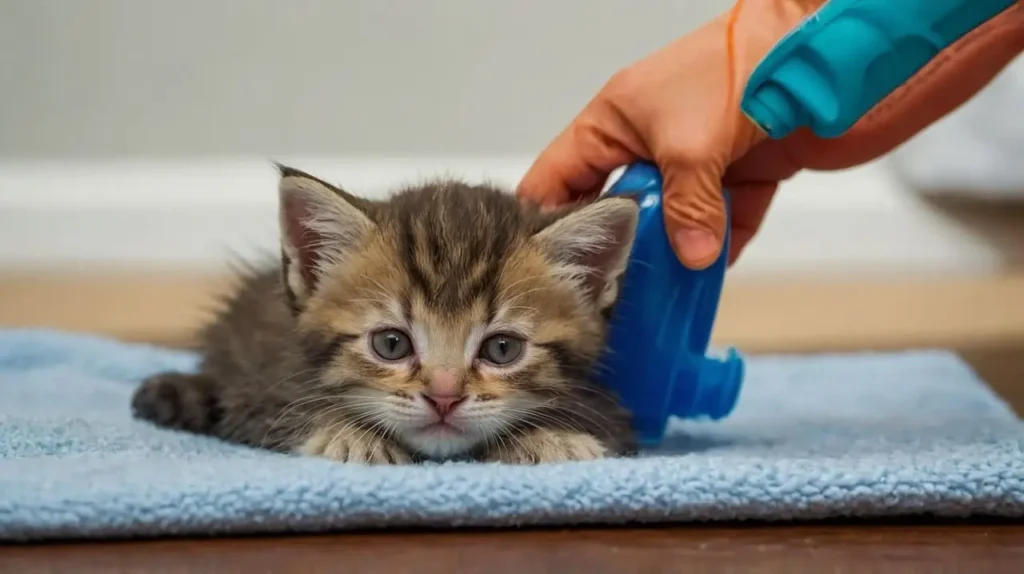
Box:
740;0;1017;139
596;0;1012;446
599;163;745;447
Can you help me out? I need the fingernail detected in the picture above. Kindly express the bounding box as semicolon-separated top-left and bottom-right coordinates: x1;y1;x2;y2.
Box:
673;229;720;268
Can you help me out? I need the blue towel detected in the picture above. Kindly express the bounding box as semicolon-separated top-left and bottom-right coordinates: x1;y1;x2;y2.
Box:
0;329;1021;542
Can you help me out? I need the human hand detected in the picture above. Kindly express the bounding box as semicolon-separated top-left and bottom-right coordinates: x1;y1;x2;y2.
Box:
517;1;1023;270
516;0;825;270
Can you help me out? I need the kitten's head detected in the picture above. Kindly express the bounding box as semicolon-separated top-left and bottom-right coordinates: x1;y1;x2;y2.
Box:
278;165;638;459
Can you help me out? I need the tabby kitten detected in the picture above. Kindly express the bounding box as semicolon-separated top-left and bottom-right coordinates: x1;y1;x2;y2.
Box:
131;164;640;465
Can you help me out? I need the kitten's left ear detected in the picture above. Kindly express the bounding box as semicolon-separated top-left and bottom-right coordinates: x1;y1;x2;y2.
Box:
531;196;639;304
277;165;376;308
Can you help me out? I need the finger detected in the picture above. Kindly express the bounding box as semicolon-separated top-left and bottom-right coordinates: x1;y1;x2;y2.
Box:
723;137;801;186
724;181;778;266
516;102;646;208
659;158;729;270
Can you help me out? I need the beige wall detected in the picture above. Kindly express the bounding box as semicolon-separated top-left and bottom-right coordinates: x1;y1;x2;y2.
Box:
0;0;728;159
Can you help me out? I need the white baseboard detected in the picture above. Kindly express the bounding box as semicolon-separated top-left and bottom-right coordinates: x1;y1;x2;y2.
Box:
0;156;1009;279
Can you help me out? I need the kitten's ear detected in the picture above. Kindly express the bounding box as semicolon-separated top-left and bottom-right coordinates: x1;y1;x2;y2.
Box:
277;165;375;308
531;196;639;305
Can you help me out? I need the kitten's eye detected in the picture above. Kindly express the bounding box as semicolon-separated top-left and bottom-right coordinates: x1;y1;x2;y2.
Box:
478;334;524;366
370;329;414;361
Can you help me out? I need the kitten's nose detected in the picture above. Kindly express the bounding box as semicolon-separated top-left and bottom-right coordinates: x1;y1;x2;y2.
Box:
422;393;466;416
423;369;464;416
428;369;460;396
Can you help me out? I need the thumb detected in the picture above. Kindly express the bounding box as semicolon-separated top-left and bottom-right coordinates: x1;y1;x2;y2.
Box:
659;156;728;270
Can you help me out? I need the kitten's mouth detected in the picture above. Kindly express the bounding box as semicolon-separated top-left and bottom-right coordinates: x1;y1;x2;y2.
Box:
419;421;464;435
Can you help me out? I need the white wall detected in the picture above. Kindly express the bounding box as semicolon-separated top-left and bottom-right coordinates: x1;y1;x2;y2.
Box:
0;0;1017;278
0;155;1010;279
0;0;726;158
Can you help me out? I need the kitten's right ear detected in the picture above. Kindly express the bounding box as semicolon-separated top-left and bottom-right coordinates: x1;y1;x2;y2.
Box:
531;195;640;308
277;165;375;308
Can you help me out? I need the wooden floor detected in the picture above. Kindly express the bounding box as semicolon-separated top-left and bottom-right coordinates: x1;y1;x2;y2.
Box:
1;272;1023;572
3;521;1023;573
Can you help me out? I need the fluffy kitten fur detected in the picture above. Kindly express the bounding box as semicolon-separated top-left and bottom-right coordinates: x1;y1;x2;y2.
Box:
131;164;640;465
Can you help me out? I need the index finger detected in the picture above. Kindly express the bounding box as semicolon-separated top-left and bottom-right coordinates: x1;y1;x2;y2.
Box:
516;105;646;208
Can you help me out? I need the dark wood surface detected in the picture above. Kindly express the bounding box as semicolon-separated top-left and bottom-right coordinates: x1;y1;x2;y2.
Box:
3;522;1024;573
2;347;1021;572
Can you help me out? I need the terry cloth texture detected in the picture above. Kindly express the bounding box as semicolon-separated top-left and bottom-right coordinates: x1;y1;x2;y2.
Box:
0;329;1021;541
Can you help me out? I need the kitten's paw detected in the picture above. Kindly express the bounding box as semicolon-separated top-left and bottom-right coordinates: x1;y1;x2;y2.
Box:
486;429;608;465
131;371;221;433
300;428;413;465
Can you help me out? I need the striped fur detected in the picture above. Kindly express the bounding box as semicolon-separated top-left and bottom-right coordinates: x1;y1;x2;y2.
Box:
131;164;640;465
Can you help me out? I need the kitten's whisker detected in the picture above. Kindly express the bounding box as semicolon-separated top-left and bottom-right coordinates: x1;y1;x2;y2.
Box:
584;356;616;376
364;277;399;302
343;414;392;458
506;430;534;461
312;407;392;431
627;258;655;271
343;298;388;306
313;404;382;430
552;402;616;432
267;391;337;422
576;384;620;402
264;368;321;392
365;420;397;462
501;287;546;308
258;391;336;448
503;305;539;317
277;392;337;415
252;376;321;435
240;384;318;439
490;423;514;460
497;275;545;299
538;397;616;429
495;406;584;435
520;409;590;435
321;413;374;446
504;402;610;437
546;380;619;401
313;398;390;413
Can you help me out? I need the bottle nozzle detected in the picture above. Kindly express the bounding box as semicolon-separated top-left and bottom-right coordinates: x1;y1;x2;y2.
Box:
743;82;801;139
670;349;745;420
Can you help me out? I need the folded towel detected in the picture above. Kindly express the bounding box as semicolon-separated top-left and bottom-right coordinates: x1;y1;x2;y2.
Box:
0;329;1021;542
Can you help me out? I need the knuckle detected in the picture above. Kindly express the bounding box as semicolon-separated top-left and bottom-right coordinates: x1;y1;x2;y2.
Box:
662;178;727;235
603;66;638;94
659;139;719;169
600;66;645;109
663;198;724;233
